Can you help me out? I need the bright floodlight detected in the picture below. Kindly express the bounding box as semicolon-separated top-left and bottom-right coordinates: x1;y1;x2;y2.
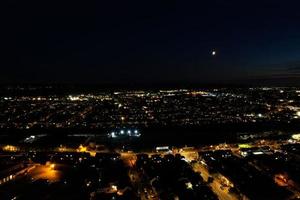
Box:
134;130;138;134
111;132;116;138
120;130;124;134
212;51;216;56
50;164;55;170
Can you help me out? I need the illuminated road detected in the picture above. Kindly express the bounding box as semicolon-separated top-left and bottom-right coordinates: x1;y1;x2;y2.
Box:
120;152;137;168
26;164;62;182
0;164;36;186
193;162;209;181
193;162;240;200
117;139;300;200
122;153;159;200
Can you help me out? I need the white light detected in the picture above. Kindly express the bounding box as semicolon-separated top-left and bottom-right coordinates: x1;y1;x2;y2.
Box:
120;130;124;134
292;133;300;140
127;130;131;134
186;182;193;189
212;51;216;56
134;130;138;134
111;185;118;191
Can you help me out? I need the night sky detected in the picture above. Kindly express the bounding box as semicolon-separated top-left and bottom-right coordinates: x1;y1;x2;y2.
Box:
2;0;300;85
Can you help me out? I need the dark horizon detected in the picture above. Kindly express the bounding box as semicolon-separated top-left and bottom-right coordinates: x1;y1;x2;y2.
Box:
2;77;300;90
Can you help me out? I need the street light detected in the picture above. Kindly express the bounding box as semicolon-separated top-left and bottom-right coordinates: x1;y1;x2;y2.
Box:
50;164;55;170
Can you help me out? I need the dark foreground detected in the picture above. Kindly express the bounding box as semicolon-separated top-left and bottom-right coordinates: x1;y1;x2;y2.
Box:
1;132;300;200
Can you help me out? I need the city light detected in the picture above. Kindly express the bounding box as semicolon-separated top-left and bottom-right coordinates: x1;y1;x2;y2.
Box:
108;128;141;139
50;164;55;170
77;144;87;152
111;185;118;192
186;182;193;189
2;0;300;198
292;134;300;141
2;145;18;152
111;132;116;138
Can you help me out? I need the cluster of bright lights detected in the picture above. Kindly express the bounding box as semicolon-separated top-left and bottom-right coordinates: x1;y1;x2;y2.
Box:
50;164;55;170
77;144;87;152
2;145;18;152
108;129;141;138
0;175;14;185
185;182;193;190
68;95;80;101
292;133;300;141
24;135;35;142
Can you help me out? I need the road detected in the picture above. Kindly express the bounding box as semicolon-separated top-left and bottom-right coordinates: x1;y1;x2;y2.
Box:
122;153;159;200
193;162;240;200
27;164;62;182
